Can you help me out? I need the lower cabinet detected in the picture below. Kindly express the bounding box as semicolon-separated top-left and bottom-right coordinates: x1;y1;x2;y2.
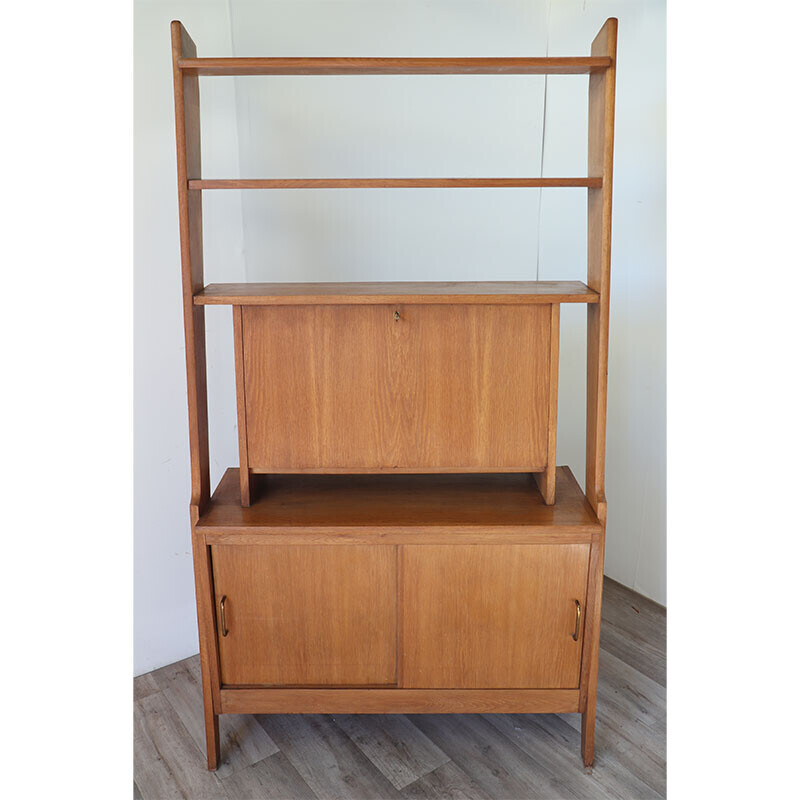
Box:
211;543;589;690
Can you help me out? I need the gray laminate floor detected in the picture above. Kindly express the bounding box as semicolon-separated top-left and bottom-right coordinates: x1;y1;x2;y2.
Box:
134;577;666;799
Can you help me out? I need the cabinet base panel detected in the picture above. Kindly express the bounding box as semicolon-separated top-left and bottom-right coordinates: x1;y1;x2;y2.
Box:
219;687;579;714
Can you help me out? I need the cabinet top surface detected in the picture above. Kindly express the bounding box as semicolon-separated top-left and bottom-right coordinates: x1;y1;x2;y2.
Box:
197;467;601;533
194;281;600;306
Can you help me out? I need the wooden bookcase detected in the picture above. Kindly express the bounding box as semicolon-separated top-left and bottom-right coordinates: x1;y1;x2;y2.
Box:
172;17;616;771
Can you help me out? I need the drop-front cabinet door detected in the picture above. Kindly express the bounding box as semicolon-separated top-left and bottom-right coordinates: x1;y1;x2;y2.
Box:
401;544;590;688
241;304;551;471
211;545;397;686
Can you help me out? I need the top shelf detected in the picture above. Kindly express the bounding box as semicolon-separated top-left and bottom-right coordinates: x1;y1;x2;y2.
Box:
177;56;612;76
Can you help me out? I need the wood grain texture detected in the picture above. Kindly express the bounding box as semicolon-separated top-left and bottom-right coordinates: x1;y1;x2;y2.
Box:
557;649;665;796
211;545;397;686
197;466;601;536
194;280;600;305
221;751;318;799
400;760;493;800
599;577;666;686
580;17;617;761
190;534;221;770
585;18;617;519
330;714;449;790
133;671;159;701
242;304;550;472
189;177;602;189
154;658;279;780
484;713;654;800
257;714;403;799
222;688;579;714
173;21;218;770
134;692;225;798
178;55;612;76
402;544;589;688
171;21;210;515
231;306;252;506
580;536;606;767
534;303;560;504
409;714;565;800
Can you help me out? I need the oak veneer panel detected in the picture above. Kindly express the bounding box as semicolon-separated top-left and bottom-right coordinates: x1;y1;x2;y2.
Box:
211;545;396;686
242;304;550;471
178;56;612;76
243;305;393;471
220;688;579;714
197;466;601;534
402;544;589;688
194;280;600;305
403;305;549;470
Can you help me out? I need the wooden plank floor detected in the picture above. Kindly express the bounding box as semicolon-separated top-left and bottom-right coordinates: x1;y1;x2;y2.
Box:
134;577;665;799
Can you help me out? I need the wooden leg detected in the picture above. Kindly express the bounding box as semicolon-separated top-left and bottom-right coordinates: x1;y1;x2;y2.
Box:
204;707;221;771
581;693;597;767
579;534;605;767
190;524;224;771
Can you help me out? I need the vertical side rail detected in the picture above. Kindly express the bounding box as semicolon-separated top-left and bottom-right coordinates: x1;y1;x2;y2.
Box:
171;20;220;771
232;306;253;505
585;18;616;521
581;17;617;768
534;303;560;504
171;20;210;514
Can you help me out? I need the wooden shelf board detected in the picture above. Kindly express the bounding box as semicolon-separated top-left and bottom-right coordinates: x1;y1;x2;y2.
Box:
178;56;612;76
189;178;602;190
196;466;602;539
194;281;600;306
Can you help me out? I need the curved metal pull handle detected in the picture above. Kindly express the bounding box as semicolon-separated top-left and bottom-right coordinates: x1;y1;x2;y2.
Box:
572;599;581;641
219;595;229;637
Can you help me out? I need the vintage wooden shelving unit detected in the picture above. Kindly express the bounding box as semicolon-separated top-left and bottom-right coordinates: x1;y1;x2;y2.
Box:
171;17;617;770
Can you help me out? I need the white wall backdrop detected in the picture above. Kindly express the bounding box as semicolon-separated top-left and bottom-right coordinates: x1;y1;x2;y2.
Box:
135;0;665;675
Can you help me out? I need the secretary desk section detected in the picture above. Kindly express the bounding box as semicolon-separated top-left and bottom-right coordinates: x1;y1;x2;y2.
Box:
211;285;589;505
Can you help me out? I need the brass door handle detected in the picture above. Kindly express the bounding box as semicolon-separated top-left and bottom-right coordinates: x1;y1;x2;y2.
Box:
219;595;229;637
572;599;581;641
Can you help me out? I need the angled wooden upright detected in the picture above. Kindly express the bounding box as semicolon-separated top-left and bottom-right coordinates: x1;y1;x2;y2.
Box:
580;16;617;767
171;17;617;771
171;21;220;770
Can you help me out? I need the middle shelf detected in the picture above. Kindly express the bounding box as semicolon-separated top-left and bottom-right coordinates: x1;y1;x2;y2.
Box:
197;467;602;542
194;280;599;305
189;177;602;190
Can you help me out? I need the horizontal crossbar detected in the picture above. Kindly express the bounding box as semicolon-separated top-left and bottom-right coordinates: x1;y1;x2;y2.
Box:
178;56;611;76
189;178;602;190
